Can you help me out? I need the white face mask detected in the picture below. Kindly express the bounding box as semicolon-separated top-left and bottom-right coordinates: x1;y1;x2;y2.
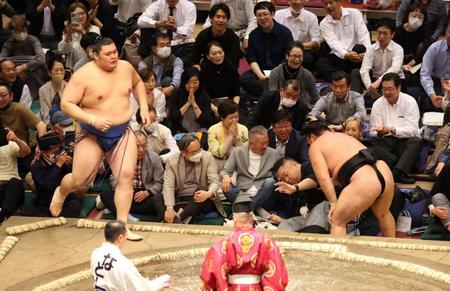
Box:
51;74;64;84
281;97;297;108
187;151;202;163
408;17;423;30
13;32;27;42
156;47;171;59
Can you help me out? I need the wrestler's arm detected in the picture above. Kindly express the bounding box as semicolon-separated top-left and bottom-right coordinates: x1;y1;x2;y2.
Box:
309;145;337;204
130;63;150;126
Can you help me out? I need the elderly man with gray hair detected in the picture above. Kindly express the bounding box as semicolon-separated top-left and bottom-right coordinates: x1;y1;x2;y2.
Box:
161;133;225;223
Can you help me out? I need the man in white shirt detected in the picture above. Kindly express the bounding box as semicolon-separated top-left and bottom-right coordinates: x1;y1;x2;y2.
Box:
369;73;422;184
274;0;320;70
91;220;171;290
351;19;405;100
317;0;371;82
109;0;152;24
203;0;257;50
137;0;196;64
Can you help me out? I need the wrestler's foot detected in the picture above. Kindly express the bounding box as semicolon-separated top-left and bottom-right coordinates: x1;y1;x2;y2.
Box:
49;186;66;217
127;228;142;241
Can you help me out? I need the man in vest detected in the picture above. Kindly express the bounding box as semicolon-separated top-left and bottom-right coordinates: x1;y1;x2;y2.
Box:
0;59;32;108
137;32;183;97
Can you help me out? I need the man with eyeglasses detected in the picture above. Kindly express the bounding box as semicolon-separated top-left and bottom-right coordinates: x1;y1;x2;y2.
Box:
239;1;293;100
0;59;32;108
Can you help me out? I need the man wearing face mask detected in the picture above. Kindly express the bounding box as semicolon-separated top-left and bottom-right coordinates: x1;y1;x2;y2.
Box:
310;71;365;131
161;133;225;224
249;79;310;131
72;32;100;72
0;59;32;108
0;15;48;100
138;32;183;97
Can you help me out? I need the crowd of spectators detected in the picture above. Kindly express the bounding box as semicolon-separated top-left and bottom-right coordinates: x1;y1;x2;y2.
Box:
0;0;449;238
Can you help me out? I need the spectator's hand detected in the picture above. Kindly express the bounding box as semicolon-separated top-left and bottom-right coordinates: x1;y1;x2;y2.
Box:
167;16;176;31
274;181;296;195
368;86;380;99
435;162;445;177
373;125;390;135
64;155;73;166
157;20;172;30
134;190;150;203
258;74;267;81
402;64;412;73
93;116;113;132
345;51;362;63
328;124;343;132
432;206;448;219
268;214;284;224
16;64;27;74
441;79;450;92
161;85;174;97
242;39;248;51
56;152;70;167
431;94;443;108
221;175;231;193
88;5;99;24
227;120;238;137
188;88;196;105
164;207;179;223
5;128;17;142
194;190;212;203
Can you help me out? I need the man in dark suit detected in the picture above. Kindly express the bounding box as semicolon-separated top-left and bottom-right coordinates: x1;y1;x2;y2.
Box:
248;79;310;131
268;109;309;164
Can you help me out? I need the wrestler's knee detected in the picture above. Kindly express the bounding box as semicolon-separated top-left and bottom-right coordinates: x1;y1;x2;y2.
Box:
68;174;88;190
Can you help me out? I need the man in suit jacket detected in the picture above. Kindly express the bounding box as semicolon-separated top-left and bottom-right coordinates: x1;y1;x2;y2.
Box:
221;126;278;217
248;79;310;131
268;109;309;164
162;133;225;223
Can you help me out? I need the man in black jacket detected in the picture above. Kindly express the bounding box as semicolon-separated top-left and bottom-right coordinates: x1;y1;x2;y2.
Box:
249;79;310;131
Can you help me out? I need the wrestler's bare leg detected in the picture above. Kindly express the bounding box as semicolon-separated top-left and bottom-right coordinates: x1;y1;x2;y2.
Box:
106;129;140;240
50;134;103;217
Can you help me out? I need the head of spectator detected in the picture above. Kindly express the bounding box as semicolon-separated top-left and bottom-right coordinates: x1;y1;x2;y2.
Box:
254;2;276;33
285;41;304;70
280;79;301;108
331;71;350;102
381;72;402;105
206;41;225;66
272;110;293;143
177;133;202;163
37;131;64;163
274;158;301;184
402;3;426;30
80;32;101;61
134;130;149;161
323;0;342;20
8;15;28;43
376;19;395;49
47;58;65;87
0;60;18;85
209;3;231;36
67;2;91;32
181;66;203;96
232;196;254;230
136;106;158;134
301;117;329;144
0;83;13;110
104;220;127;248
343;117;364;140
92;38;119;72
289;0;305;14
151;33;172;62
249;125;269;156
218;99;239;127
166;0;180;8
139;68;157;96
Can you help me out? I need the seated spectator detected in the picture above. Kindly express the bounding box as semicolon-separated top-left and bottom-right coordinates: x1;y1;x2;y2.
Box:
109;0;151;37
316;0;371;82
369;73;422;184
0;1;15;49
167;66;216;133
39;58;66;124
394;4;429;84
208;100;249;171
268;109;308;164
1;15;48;99
420;23;450;109
427;105;450;176
239;1;293;99
137;0;196;64
73;32;100;71
220;126;278;218
429;161;450;232
0;83;47;177
100;130;165;220
0;127;30;223
0;59;32;108
29;132;82;217
269;41;319;106
200;41;240;106
138;32;183;97
133;68;166;122
396;0;447;43
58;2;100;70
343;116;364;141
274;0;320;71
352;19;405;100
249;79;310;131
310;71;365;131
203;0;256;50
190;3;241;68
25;0;69;51
133;107;178;163
162;133;225;223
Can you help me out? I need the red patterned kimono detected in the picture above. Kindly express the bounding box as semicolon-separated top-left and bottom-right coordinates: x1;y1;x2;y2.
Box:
200;226;288;290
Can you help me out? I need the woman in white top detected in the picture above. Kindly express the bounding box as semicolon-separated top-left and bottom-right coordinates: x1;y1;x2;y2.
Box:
57;2;100;70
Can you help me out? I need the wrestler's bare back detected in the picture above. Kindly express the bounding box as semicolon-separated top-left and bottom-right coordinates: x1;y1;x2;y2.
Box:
65;60;135;125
